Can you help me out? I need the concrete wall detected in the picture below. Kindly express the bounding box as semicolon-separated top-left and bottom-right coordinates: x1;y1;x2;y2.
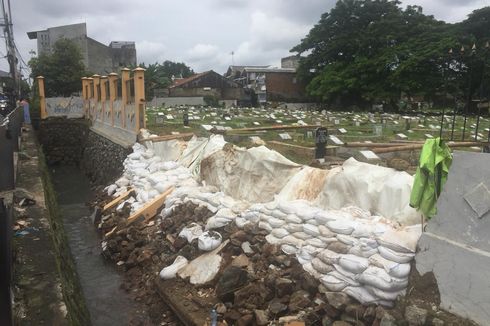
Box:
87;38;114;74
265;72;306;102
416;151;490;325
149;97;205;108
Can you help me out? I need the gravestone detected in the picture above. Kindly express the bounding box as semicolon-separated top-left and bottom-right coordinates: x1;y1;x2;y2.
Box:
279;133;292;140
315;127;328;159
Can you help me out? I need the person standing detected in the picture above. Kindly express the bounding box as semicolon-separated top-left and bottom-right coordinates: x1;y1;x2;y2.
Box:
20;98;31;124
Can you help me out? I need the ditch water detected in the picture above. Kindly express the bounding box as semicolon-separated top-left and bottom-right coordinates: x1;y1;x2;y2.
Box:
51;166;140;326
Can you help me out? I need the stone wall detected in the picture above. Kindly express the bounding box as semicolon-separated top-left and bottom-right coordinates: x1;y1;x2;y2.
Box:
38;117;130;186
81;130;130;185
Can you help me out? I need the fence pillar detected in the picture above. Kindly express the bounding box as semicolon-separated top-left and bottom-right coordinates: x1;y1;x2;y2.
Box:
81;77;88;117
92;75;101;121
133;67;146;131
108;73;118;126
37;76;47;119
100;76;108;123
121;68;130;128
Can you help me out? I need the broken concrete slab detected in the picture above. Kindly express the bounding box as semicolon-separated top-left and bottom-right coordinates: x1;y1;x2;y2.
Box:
416;151;490;325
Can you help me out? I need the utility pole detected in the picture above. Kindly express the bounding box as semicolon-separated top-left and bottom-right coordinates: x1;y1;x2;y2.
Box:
1;0;18;105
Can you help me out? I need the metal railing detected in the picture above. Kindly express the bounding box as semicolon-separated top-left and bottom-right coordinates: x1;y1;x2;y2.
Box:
0;105;24;326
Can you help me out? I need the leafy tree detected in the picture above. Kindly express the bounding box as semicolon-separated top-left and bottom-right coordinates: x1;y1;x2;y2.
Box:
28;38;86;97
138;60;194;99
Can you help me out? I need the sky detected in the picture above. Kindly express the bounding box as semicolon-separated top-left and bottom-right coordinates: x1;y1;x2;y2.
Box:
5;0;489;77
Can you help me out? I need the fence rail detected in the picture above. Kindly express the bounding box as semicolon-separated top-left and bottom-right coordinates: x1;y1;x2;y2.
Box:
0;106;24;326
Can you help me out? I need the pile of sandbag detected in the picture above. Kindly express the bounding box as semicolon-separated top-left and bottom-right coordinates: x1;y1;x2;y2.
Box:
104;142;199;212
237;198;421;306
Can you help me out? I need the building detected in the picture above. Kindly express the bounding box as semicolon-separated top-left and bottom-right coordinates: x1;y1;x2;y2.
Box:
168;70;251;106
27;23;136;74
224;60;306;104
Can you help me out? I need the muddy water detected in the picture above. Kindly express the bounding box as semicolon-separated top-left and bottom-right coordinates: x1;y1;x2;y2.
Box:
52;166;139;326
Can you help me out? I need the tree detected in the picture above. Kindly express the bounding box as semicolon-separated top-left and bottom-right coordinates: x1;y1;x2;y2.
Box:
138;60;194;99
291;0;461;109
29;38;86;97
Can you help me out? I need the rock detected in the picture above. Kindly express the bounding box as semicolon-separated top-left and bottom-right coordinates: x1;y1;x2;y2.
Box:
380;313;396;326
431;317;444;326
224;309;242;321
275;277;294;297
332;322;352;326
235;283;271;309
215;266;248;300
288;290;311;312
324;304;341;319
216;302;227;314
322;315;334;326
232;254;250;268
262;243;280;256
241;241;254;254
237;314;254;326
325;292;351;310
405;305;428;326
254;309;269;325
173;236;187;250
299;272;319;295
269;299;288;315
362;306;376;322
345;303;365;319
231;230;249;242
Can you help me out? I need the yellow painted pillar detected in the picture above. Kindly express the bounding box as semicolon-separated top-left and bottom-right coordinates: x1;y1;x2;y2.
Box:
37;76;47;119
108;73;118;126
133;67;146;131
92;74;101;121
86;77;94;120
100;75;108;122
81;77;88;117
121;68;130;128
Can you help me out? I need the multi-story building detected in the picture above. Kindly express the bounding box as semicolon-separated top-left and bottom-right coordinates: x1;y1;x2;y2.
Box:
27;23;136;74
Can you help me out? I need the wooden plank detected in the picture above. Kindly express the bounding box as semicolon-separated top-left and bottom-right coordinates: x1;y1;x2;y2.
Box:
372;141;490;154
126;187;174;226
140;133;194;143
102;187;134;212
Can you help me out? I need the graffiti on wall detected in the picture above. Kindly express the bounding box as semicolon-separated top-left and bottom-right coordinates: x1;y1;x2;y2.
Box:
46;97;84;118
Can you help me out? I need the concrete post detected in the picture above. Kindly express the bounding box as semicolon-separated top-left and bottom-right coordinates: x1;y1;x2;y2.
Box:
108;73;118;126
133;67;146;131
121;68;130;128
100;76;108;123
92;74;101;121
86;77;94;120
81;77;88;117
37;76;47;119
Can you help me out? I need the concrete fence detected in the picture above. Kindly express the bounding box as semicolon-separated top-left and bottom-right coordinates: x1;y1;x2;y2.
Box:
37;67;146;145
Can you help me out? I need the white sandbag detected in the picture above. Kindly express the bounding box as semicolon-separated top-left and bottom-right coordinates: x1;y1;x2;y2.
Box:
115;177;129;187
369;254;411;279
343;286;380;305
292;232;311;241
341;206;372;219
258;221;273;233
215;208;236;220
378;246;415;264
305;219;319;226
338;254;369;274
358;267;408;291
266;217;285;228
285;214;302;224
265;201;278;211
329;270;360;287
348;245;378;258
284;223;303;233
305;238;328;248
327;220;356;235
271;210;287;220
296;206;320;221
128;152;141;160
365;285;406;301
351;223;375;238
179;223;203;243
161;161;180;171
337;234;358;246
277;201;296;215
312;257;334;274
159;256;189;280
281;244;299;255
206;216;231;230
321;274;349;292
155;182;172;194
265;234;282;245
281;235;305;247
302;262;323;279
317;249;341;264
234;217;250;229
377;225;421;253
318;225;336;237
314;211;337;224
318;236;339;244
178;241;227;285
141;149;155;159
241;211;260;223
107;184;117;196
271;228;290;239
198;231;222;251
359;238;379;249
303;224;321;237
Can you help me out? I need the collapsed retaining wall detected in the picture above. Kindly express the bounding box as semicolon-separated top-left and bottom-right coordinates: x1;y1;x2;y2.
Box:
38;117;130;185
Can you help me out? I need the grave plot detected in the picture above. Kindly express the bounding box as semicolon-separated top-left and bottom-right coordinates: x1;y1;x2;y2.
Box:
92;131;474;326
